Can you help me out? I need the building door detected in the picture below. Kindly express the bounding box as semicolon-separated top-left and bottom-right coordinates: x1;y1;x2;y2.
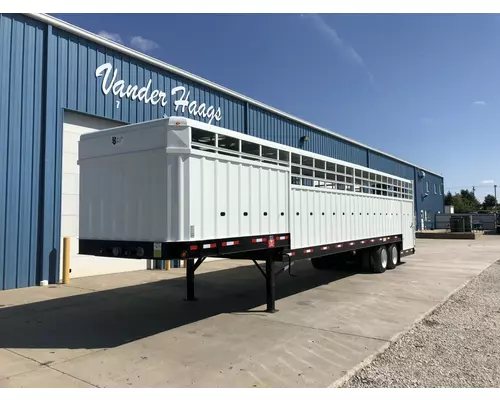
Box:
60;112;148;280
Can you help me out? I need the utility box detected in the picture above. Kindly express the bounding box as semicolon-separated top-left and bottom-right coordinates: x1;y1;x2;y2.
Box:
450;215;472;232
445;205;454;214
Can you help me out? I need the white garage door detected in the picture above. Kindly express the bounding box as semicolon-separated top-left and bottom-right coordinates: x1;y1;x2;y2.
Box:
60;112;149;280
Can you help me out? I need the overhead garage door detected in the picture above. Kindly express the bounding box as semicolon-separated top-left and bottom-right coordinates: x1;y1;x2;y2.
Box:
60;112;149;280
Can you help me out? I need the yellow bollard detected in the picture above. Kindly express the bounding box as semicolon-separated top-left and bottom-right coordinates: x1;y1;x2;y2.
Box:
182;259;187;269
62;237;70;284
165;260;171;271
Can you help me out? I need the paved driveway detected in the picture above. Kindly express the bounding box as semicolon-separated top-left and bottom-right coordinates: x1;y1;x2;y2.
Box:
0;236;499;387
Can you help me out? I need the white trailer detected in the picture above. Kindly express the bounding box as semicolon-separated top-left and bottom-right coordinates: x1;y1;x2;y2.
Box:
78;117;416;312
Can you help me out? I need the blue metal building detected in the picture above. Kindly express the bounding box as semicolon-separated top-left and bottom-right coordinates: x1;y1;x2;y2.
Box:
0;13;444;290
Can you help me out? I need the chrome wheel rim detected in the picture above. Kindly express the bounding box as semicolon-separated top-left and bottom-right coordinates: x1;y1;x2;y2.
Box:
391;246;398;265
380;248;388;269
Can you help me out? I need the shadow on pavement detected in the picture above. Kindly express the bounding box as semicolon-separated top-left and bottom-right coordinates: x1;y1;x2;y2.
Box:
0;259;359;350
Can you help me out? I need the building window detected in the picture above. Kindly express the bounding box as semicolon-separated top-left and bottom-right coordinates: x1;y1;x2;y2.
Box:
439;185;442;195
426;181;429;192
434;183;437;194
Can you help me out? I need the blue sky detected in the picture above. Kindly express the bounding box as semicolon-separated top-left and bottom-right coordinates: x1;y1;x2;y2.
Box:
53;13;500;201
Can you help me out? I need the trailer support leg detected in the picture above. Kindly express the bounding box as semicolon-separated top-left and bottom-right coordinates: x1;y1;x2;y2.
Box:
252;259;266;278
185;258;197;302
265;253;277;313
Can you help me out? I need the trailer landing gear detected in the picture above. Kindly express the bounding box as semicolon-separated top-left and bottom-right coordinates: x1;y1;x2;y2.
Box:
184;250;289;313
251;251;293;313
265;254;277;313
252;255;278;313
184;257;206;302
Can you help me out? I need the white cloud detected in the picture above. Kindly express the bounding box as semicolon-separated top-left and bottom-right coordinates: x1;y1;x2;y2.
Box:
97;31;123;44
130;36;159;54
481;180;494;184
301;13;371;80
473;100;487;106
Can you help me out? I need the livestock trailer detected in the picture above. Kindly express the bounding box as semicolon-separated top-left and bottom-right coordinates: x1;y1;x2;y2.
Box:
77;117;416;312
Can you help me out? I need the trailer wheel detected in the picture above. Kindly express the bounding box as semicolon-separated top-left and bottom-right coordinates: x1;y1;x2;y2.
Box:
370;246;388;273
386;244;399;270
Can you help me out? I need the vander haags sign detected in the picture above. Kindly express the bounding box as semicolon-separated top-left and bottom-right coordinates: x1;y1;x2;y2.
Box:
95;63;223;124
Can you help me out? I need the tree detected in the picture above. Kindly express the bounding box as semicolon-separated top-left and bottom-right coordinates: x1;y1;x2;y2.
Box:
444;191;453;206
483;194;497;209
444;188;486;213
459;189;481;212
445;189;480;213
460;189;480;206
451;193;467;213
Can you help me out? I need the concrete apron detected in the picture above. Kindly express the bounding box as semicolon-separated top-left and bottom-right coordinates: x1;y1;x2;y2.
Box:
0;236;499;388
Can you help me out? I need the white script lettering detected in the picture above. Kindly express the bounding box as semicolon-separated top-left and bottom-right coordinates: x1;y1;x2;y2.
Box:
95;63;167;107
95;63;223;124
171;86;223;125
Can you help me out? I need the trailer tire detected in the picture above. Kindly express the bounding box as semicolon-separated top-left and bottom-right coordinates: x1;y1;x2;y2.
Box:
386;244;399;270
370;246;388;273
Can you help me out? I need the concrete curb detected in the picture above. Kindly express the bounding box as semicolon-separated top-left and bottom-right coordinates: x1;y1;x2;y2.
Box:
327;260;497;388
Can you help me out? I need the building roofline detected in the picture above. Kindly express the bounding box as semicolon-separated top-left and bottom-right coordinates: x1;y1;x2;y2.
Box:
26;12;442;178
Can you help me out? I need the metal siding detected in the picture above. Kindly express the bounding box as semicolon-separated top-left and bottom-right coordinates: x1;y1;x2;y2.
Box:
368;152;414;180
67;36;78;111
248;105;368;166
87;46;96;115
0;15;11;290
5;17;23;290
0;14;44;290
77;42;87;112
40;22;57;286
30;25;44;287
414;171;444;230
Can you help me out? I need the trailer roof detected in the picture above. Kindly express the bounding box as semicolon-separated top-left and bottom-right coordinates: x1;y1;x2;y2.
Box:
28;13;442;178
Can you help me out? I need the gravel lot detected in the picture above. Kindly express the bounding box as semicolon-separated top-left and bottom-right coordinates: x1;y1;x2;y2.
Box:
342;259;500;388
